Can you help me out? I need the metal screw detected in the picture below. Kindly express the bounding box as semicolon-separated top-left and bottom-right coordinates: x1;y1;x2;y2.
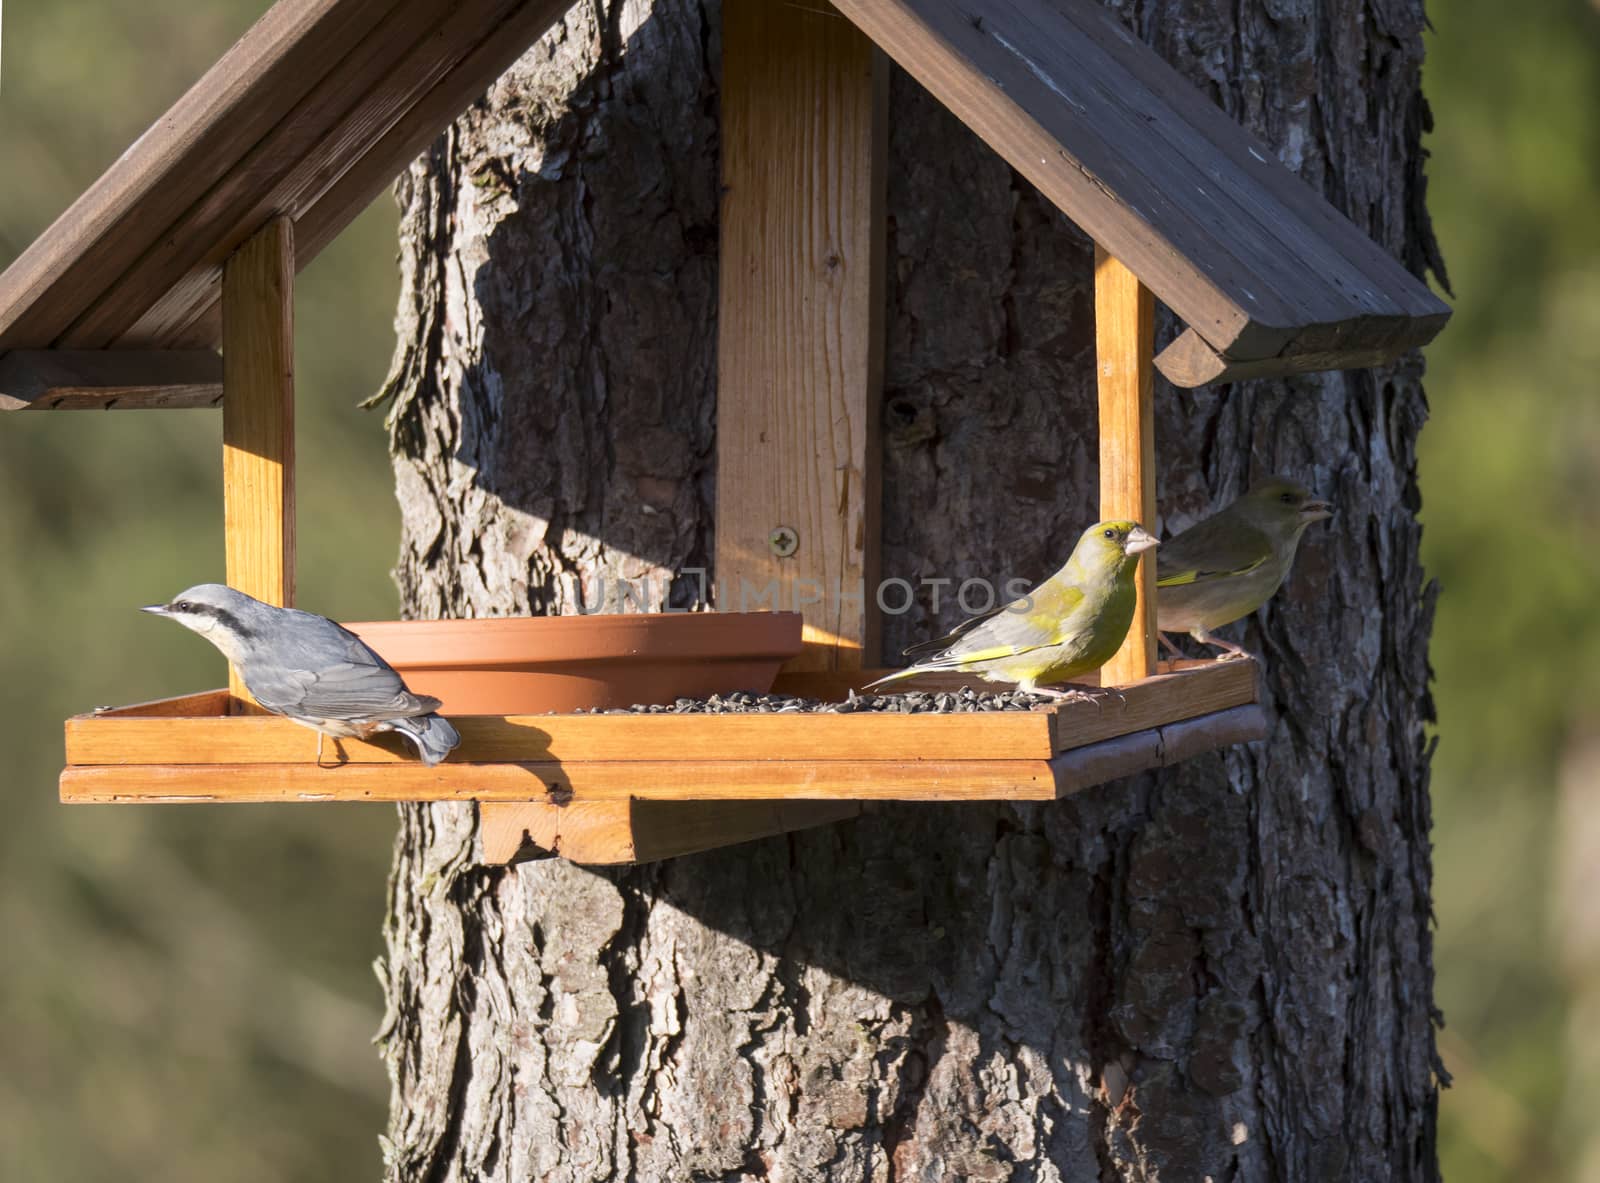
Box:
768;526;799;558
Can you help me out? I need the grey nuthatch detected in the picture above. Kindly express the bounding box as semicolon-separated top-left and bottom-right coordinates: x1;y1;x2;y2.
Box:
143;584;460;766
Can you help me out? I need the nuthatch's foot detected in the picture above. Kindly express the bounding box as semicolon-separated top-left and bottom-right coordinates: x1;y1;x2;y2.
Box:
314;733;347;768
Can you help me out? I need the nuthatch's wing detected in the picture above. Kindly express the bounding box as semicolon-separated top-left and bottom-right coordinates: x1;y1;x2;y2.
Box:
248;617;441;724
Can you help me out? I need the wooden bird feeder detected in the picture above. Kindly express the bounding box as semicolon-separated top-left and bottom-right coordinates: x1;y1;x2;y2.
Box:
1;0;1449;865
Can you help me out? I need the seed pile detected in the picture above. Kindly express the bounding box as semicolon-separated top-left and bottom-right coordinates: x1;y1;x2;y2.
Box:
570;688;1061;715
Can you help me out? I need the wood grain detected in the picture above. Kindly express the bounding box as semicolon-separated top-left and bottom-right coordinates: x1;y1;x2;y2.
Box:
0;0;574;352
64;660;1256;768
716;0;887;671
83;0;545;349
827;0;1450;378
221;217;296;702
1048;703;1267;795
1095;248;1157;684
291;1;574;268
60;758;1064;803
0;0;397;351
0;350;223;410
1153;332;1434;388
479;799;861;865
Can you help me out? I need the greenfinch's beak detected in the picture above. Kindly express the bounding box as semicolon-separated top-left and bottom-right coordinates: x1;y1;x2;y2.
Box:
1123;527;1159;556
1301;499;1334;523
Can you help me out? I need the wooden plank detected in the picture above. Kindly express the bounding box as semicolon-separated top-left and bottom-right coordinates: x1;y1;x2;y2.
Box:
82;691;234;720
63;661;1256;766
66;705;1059;765
0;0;400;351
479;799;861;865
827;0;1449;373
0;350;223;410
252;0;578;329
717;0;887;672
0;0;575;352
1153;331;1430;388
85;0;553;350
1049;704;1267;795
59;758;1063;804
221;217;296;704
1095;249;1157;684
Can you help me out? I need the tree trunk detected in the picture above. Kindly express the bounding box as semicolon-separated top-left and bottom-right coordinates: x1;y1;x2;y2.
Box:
375;2;1444;1179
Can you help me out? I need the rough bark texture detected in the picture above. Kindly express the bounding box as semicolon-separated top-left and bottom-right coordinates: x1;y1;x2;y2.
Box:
375;2;1444;1179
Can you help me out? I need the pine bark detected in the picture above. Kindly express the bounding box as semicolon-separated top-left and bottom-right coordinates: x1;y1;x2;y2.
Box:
375;2;1444;1179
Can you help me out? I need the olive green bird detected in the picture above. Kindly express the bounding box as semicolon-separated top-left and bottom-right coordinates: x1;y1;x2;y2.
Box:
1156;477;1333;660
866;520;1159;699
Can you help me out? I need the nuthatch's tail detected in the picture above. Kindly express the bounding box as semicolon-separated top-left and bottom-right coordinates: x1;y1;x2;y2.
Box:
386;713;461;766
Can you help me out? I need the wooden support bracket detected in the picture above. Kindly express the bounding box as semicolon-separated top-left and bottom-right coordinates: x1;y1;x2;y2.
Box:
479;799;863;865
221;216;296;700
716;0;887;672
0;349;223;410
1095;247;1158;685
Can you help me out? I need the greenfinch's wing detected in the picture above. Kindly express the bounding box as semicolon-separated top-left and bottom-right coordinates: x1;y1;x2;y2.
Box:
902;604;1005;658
931;583;1090;664
1156;515;1275;589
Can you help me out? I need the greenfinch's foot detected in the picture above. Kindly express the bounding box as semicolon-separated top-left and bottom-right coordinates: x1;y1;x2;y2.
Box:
1032;685;1125;710
1158;632;1186;660
1190;631;1256;663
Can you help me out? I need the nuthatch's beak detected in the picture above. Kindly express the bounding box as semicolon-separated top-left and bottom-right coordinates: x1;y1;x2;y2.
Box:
1301;500;1334;523
1123;527;1159;556
141;603;170;616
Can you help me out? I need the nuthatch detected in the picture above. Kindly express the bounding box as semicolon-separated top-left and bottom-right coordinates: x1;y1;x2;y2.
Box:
143;584;460;766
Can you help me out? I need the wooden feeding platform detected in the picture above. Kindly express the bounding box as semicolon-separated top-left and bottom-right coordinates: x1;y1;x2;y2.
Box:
3;0;1445;864
62;662;1261;863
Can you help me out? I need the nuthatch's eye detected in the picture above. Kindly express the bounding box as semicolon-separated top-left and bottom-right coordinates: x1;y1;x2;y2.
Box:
173;600;191;612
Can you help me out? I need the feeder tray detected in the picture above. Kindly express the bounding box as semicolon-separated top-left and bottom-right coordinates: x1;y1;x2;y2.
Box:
62;661;1262;864
2;0;1446;864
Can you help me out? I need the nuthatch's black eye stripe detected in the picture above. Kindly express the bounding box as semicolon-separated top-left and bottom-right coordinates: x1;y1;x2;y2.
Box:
210;608;257;640
181;602;257;640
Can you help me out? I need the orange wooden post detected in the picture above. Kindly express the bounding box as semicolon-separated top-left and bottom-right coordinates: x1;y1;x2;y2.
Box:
221;216;296;702
1095;246;1157;685
716;0;887;672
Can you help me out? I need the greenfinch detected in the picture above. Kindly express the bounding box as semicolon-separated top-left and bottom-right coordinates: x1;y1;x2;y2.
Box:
1156;477;1333;660
868;520;1159;698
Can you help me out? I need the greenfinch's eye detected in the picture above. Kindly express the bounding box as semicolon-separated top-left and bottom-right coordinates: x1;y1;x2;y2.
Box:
1103;528;1116;539
1280;492;1296;505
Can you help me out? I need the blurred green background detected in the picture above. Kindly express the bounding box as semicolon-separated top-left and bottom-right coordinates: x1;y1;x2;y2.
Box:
0;1;1595;1179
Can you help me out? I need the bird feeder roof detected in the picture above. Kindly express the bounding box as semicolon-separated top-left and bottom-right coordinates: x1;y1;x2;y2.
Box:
0;0;1447;396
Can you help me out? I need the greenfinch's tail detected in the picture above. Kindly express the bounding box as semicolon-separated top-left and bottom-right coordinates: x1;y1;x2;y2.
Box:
863;666;922;692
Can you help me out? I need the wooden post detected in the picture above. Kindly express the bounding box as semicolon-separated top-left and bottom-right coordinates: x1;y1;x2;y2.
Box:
221;216;296;701
1095;246;1157;684
716;0;887;672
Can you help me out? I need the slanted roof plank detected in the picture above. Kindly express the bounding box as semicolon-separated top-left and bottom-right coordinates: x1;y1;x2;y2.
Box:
66;0;538;350
0;0;401;352
831;0;1449;380
174;0;576;348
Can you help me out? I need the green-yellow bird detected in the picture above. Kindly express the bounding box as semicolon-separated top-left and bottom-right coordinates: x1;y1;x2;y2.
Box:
867;520;1159;699
1156;476;1333;660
